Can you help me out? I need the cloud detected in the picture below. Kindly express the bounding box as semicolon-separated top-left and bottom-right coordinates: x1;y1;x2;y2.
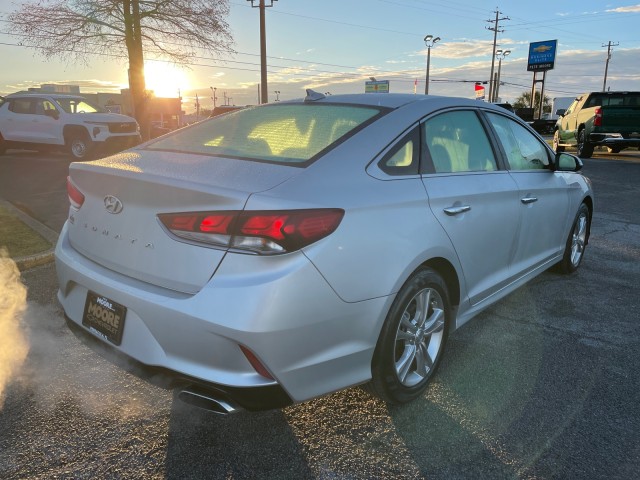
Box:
3;79;125;94
606;5;640;13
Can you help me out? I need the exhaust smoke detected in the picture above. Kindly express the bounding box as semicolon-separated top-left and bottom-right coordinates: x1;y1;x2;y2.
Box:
0;249;30;409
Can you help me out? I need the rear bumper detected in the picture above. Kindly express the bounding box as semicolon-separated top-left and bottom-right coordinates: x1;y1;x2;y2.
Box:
63;314;293;411
588;132;640;148
55;221;388;407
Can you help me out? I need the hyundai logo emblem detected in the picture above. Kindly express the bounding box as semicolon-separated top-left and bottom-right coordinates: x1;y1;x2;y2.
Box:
104;195;124;214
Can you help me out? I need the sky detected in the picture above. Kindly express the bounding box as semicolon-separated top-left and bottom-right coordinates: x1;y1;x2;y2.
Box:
1;0;639;112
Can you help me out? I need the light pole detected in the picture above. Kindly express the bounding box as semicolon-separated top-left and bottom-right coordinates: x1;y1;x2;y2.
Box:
210;86;217;108
493;49;510;102
274;90;280;102
424;35;440;95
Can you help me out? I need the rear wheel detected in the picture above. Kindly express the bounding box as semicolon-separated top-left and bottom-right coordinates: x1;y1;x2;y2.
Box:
552;130;564;152
555;203;590;274
370;267;451;404
576;129;593;158
0;133;6;155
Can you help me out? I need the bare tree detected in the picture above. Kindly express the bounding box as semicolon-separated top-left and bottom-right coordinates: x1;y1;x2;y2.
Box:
7;0;234;138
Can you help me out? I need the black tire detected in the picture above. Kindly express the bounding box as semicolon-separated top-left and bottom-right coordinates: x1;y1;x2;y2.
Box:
555;203;590;274
369;267;451;404
576;129;593;158
0;133;6;155
553;130;565;153
66;132;93;160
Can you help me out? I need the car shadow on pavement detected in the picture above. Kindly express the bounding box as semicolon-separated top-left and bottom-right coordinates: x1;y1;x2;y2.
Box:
166;398;315;479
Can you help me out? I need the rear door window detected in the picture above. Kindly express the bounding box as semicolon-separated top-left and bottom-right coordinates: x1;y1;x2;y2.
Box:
422;110;498;174
9;99;35;114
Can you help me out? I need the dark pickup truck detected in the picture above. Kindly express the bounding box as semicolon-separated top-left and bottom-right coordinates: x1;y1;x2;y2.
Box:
552;91;640;158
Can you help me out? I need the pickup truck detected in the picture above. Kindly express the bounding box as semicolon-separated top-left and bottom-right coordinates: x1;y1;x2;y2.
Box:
0;92;140;159
553;91;640;158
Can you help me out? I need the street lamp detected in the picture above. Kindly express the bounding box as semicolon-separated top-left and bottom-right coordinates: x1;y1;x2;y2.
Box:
210;86;217;108
424;34;441;95
274;90;280;101
493;49;510;102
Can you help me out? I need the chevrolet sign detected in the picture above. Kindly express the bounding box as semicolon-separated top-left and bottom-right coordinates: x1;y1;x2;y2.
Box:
527;40;558;72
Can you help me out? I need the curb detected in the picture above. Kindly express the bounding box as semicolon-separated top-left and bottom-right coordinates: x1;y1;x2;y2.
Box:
1;199;60;271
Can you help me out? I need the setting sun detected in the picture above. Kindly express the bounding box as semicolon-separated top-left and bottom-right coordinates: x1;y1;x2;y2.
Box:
144;60;191;98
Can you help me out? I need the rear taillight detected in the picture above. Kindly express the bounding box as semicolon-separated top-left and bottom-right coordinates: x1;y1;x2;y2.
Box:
66;176;85;209
594;107;602;127
158;208;344;254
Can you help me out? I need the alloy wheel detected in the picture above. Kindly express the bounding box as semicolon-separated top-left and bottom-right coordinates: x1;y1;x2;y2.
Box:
394;287;445;387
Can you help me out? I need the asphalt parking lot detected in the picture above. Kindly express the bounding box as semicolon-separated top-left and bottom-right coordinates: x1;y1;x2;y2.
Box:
1;147;639;479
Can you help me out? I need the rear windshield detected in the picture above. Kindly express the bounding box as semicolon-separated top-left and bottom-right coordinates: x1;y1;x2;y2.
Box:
146;103;386;165
584;93;640;108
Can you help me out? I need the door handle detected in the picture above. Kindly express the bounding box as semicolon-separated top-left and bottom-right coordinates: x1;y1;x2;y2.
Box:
444;205;471;216
521;196;538;204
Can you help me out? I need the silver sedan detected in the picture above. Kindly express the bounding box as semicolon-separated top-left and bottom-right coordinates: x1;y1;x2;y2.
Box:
55;91;593;413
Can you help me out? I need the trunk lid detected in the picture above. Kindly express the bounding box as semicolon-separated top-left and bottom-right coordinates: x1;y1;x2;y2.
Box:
66;149;300;293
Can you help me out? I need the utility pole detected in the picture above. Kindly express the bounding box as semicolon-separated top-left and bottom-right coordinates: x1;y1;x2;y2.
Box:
248;0;278;104
486;9;509;103
602;41;618;92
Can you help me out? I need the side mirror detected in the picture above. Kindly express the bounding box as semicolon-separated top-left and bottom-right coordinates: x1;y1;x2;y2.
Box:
555;109;566;117
554;152;583;172
44;109;59;120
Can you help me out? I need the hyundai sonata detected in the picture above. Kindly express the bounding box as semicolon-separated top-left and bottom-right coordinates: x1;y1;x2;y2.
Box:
55;91;593;413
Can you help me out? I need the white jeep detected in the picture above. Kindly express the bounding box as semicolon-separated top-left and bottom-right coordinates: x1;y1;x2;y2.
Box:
0;92;140;159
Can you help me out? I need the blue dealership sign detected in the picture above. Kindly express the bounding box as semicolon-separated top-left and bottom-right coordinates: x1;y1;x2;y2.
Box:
527;40;558;72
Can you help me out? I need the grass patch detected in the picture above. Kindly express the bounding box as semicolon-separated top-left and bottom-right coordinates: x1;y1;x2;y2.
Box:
0;205;52;258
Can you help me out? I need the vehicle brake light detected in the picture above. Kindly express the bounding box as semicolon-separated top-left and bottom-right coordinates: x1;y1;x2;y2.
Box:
67;176;85;209
594;107;602;127
158;208;344;254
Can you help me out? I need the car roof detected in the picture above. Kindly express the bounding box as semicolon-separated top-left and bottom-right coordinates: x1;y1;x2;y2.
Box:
284;91;490;111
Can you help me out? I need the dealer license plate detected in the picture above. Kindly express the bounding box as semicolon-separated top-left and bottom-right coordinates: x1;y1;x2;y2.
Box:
82;291;126;346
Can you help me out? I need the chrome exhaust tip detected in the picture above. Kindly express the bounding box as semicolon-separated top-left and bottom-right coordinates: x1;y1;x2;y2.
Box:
178;389;241;415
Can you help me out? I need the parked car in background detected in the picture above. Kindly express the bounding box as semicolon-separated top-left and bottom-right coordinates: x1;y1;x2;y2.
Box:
55;91;593;413
0;92;140;159
554;91;640;157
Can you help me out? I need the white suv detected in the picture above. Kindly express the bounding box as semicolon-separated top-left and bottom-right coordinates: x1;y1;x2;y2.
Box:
0;93;140;159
